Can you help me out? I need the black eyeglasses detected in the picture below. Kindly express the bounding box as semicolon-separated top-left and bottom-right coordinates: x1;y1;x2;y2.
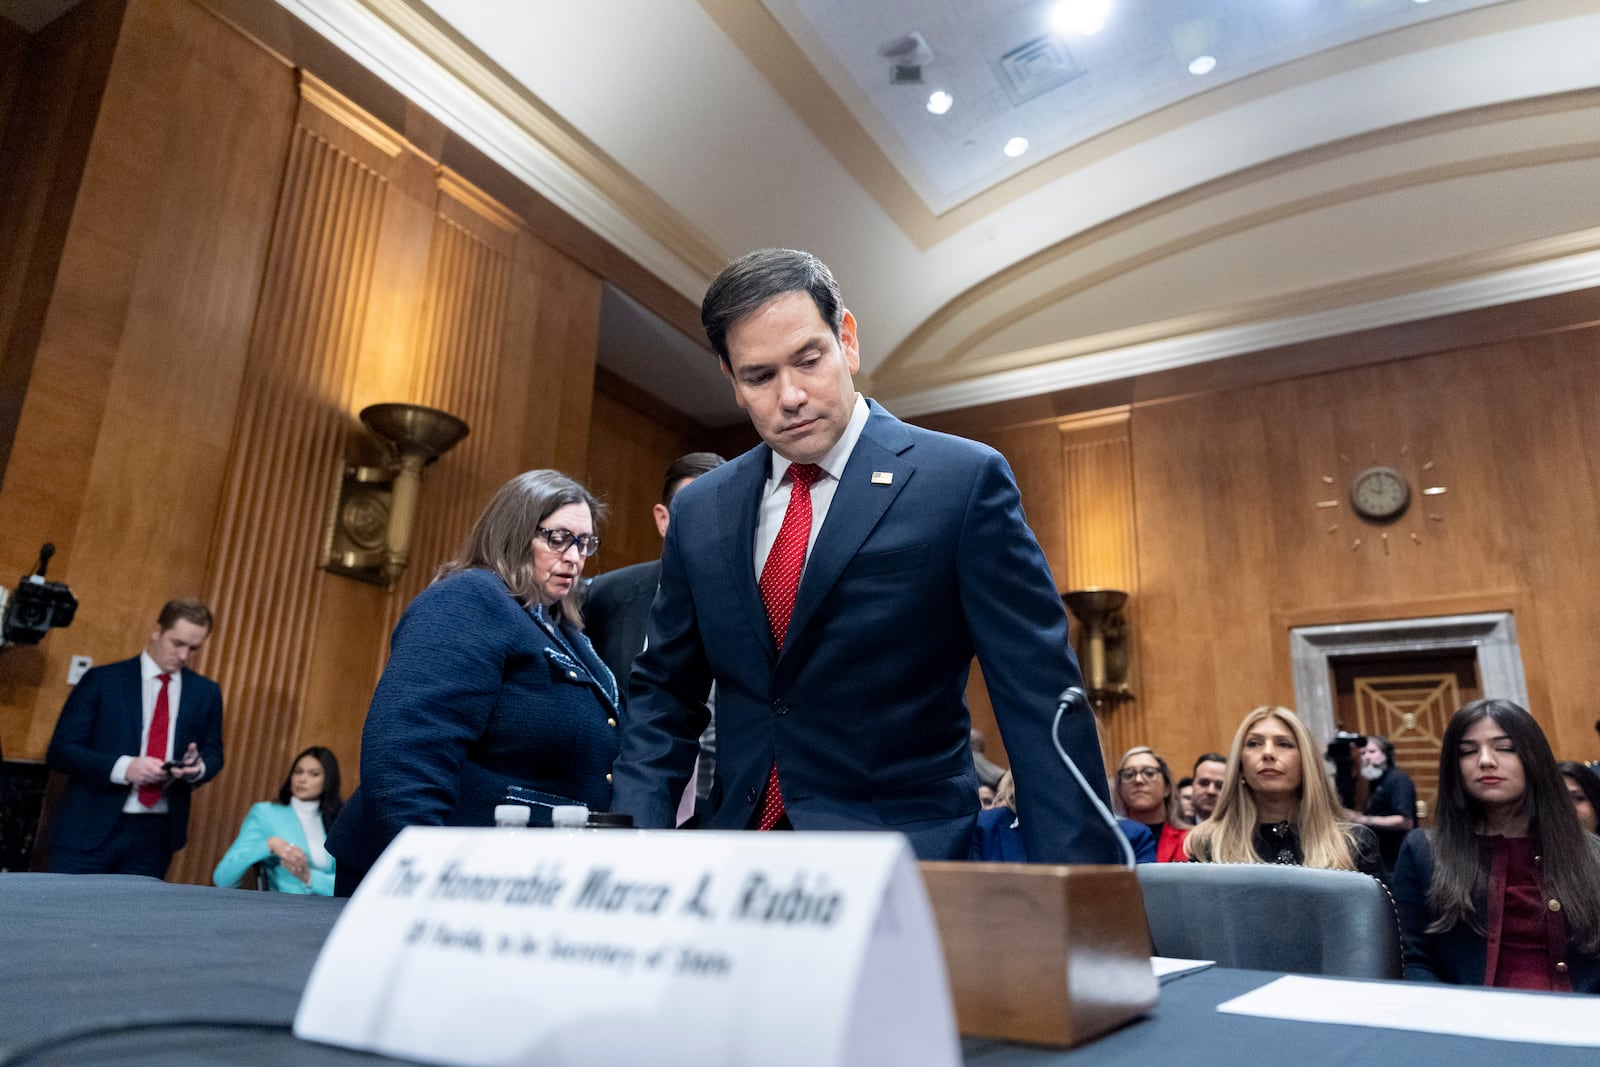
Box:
1117;767;1162;782
536;527;601;558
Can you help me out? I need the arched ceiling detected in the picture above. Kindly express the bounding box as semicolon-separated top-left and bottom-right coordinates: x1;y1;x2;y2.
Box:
272;0;1600;424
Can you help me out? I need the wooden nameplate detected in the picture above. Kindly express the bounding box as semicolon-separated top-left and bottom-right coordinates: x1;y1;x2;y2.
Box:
919;862;1156;1047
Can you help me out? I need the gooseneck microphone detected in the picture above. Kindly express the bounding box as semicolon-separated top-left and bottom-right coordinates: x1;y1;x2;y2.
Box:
1050;686;1137;869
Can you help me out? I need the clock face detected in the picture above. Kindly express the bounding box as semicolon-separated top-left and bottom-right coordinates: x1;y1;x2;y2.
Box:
1350;466;1410;522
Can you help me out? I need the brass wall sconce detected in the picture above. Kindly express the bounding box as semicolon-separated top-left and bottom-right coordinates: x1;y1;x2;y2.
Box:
1063;588;1133;713
322;403;469;587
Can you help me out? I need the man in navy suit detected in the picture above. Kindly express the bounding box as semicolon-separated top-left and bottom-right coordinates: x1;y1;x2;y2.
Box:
45;599;224;877
611;248;1118;864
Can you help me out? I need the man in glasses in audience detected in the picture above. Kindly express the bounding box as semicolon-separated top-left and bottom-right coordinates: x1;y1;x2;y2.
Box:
611;248;1119;864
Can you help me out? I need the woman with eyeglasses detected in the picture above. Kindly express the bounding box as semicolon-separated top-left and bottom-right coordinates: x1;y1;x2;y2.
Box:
327;471;620;895
1184;706;1380;876
1391;700;1600;991
1113;747;1190;861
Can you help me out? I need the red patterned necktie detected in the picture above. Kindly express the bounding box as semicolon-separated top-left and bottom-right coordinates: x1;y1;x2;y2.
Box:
139;673;172;807
755;462;823;831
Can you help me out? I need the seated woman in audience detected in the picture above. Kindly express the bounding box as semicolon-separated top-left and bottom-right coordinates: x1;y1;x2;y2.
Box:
974;771;1156;863
1184;706;1380;875
1558;761;1600;836
1392;700;1600;991
326;470;620;895
212;746;342;895
1114;746;1190;861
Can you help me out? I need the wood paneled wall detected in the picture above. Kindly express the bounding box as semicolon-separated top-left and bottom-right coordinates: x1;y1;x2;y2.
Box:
583;368;720;574
929;321;1600;776
0;0;610;885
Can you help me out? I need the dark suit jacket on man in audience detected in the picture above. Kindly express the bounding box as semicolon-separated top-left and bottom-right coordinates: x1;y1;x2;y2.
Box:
585;452;725;810
44;600;223;878
611;248;1118;865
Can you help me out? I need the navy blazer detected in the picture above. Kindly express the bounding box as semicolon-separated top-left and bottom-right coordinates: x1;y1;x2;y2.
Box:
1391;829;1600;992
45;656;224;853
610;401;1119;864
327;568;621;876
583;559;660;691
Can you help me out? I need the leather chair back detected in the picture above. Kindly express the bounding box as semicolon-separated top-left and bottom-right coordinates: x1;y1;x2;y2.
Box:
1138;863;1402;979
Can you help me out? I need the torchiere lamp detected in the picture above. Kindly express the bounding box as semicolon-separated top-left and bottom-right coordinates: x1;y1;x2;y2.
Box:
321;403;469;587
1062;588;1134;713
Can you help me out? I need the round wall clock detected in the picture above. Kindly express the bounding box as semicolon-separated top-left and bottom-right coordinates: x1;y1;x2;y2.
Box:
1349;465;1410;523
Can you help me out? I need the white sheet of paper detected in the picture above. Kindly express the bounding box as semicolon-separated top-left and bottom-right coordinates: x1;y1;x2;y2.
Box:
1218;974;1600;1047
294;829;960;1067
1151;956;1213;979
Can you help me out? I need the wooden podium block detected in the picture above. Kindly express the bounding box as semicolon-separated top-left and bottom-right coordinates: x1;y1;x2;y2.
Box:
919;862;1157;1047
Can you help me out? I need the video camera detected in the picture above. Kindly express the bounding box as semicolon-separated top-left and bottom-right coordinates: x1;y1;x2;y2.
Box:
1325;729;1367;810
0;544;78;647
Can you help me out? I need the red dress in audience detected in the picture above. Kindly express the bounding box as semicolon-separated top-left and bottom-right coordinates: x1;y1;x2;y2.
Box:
1155;823;1190;863
1485;835;1573;993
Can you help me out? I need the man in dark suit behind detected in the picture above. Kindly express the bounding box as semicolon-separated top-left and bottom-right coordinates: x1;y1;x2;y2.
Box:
585;451;727;689
45;599;224;877
611;248;1118;864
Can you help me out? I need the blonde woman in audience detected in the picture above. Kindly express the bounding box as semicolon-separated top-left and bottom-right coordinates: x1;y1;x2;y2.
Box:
1184;706;1380;875
1114;746;1190;861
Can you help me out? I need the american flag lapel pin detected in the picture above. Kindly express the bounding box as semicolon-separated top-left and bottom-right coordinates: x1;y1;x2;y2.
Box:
871;471;893;485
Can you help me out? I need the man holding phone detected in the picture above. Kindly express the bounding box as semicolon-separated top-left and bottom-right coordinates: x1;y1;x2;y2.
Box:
45;599;224;877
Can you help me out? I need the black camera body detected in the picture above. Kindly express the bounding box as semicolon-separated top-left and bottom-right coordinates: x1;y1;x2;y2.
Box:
1325;729;1367;810
1;545;78;647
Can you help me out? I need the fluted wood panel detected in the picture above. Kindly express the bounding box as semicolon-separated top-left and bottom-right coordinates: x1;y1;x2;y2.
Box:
381;178;516;634
169;112;389;885
1059;416;1145;757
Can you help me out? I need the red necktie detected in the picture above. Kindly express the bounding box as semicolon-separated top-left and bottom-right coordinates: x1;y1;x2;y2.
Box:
756;462;822;831
139;673;172;808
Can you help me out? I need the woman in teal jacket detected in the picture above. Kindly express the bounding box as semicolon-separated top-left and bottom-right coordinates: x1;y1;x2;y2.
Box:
213;746;343;895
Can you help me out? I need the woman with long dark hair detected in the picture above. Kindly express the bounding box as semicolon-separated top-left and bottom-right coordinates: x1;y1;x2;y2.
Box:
325;471;620;895
1184;706;1379;874
213;746;343;895
1392;699;1600;991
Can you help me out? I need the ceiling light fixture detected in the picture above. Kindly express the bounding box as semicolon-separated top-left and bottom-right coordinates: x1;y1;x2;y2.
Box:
1050;0;1112;37
1003;137;1030;158
1188;55;1217;76
926;91;954;115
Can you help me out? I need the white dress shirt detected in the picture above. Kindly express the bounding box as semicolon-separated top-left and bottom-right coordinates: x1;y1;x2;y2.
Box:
753;394;870;578
111;653;186;814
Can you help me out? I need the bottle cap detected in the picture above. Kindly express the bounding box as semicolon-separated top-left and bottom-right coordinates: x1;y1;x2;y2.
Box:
550;805;590;829
493;804;531;828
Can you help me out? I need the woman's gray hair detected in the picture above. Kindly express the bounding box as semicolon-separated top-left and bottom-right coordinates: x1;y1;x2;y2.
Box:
435;469;606;628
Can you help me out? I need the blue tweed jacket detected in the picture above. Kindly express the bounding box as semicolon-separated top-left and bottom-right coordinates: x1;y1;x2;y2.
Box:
327;568;620;876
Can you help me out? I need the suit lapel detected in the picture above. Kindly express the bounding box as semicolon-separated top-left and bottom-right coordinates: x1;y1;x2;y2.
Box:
784;405;914;652
719;447;778;661
122;658;146;754
530;607;620;713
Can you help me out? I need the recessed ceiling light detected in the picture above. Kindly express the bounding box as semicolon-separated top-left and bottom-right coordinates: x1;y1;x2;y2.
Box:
1003;137;1030;158
926;91;954;115
1188;55;1217;76
1050;0;1111;37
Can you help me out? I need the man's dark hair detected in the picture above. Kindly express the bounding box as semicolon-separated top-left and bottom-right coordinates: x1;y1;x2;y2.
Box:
1176;775;1194;790
1192;753;1227;774
157;599;213;634
701;248;845;365
662;452;726;505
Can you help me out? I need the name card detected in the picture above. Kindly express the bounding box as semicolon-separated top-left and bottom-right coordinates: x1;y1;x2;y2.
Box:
294;829;960;1067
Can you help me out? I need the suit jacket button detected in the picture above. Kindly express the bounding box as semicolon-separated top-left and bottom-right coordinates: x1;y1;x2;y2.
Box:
1549;898;1562;912
772;699;789;715
606;773;613;783
1557;961;1569;973
746;787;758;803
607;718;617;727
568;670;579;680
